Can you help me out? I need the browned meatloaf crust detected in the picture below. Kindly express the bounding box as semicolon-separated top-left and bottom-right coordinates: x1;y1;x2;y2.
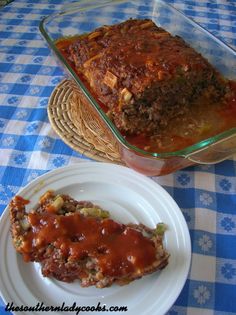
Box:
10;191;169;288
62;18;226;134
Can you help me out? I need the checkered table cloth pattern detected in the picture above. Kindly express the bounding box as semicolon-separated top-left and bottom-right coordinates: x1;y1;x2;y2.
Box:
0;0;236;314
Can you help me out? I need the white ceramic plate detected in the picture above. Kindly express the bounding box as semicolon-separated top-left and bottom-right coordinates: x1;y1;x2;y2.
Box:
0;162;191;315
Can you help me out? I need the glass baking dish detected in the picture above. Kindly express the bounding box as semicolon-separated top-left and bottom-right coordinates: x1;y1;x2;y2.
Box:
39;0;236;176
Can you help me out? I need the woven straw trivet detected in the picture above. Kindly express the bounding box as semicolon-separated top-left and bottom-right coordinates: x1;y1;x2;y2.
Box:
48;79;123;164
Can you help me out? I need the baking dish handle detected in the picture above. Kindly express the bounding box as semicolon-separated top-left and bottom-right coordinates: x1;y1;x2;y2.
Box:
185;133;236;164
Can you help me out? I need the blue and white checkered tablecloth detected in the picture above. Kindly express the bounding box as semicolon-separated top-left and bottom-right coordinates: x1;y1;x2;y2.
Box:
0;0;236;314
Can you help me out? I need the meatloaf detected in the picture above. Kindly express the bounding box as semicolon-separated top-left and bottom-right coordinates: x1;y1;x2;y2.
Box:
60;18;226;134
10;191;169;288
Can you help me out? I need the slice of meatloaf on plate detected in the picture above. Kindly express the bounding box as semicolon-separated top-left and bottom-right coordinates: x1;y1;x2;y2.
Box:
10;190;169;288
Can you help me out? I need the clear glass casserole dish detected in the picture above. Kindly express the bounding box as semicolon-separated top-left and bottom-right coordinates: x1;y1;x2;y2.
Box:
39;0;236;176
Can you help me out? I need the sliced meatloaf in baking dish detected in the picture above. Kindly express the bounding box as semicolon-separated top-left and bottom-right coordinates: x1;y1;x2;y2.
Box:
62;18;226;134
10;190;169;288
